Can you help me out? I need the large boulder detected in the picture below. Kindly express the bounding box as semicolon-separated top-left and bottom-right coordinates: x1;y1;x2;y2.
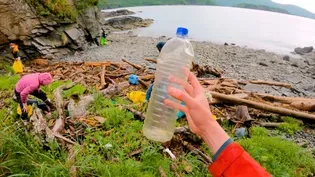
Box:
294;46;313;55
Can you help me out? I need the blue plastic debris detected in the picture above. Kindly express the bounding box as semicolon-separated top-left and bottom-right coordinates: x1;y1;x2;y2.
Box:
235;127;247;139
128;74;139;85
146;84;153;101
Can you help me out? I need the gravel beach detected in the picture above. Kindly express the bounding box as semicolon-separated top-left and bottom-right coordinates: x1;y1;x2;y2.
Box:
65;33;315;97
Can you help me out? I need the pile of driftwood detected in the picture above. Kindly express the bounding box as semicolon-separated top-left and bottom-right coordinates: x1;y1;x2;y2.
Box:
23;58;315;175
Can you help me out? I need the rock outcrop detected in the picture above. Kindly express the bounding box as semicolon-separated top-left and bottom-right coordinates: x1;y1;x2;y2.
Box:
102;9;135;18
294;46;314;55
103;16;153;31
0;0;103;59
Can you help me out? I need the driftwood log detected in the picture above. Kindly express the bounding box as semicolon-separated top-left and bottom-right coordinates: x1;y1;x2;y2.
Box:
211;91;315;121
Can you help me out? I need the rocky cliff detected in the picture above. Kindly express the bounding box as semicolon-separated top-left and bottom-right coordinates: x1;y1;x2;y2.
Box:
0;0;103;59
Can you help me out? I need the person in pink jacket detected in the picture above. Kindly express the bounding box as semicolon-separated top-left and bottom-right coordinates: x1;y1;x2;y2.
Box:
15;73;54;119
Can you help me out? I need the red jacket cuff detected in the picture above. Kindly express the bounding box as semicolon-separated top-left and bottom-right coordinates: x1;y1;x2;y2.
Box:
209;142;244;176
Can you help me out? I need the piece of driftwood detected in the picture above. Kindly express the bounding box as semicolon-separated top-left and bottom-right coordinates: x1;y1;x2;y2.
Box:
126;107;146;120
210;93;248;104
145;58;157;64
249;80;292;88
122;59;143;70
101;65;106;87
128;149;142;157
170;163;181;177
139;79;149;88
232;106;254;123
52;83;76;135
193;64;223;78
159;167;167;177
182;141;212;164
258;122;283;128
139;74;155;81
84;61;111;67
210;91;315;121
254;93;315;112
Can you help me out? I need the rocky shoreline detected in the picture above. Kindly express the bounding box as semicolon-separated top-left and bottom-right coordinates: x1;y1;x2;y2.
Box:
65;33;315;98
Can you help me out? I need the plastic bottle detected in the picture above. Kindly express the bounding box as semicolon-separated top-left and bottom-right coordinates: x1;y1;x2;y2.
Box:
143;27;194;142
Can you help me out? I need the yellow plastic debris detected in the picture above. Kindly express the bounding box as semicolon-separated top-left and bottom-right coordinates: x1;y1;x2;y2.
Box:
212;114;217;120
17;105;33;118
12;59;23;73
127;91;146;104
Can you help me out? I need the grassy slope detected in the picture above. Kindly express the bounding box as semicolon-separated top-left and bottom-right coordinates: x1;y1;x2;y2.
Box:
0;63;314;176
235;3;290;14
213;0;315;19
101;0;215;9
101;0;315;19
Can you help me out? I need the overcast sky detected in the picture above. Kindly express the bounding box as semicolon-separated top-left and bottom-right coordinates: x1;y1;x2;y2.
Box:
272;0;315;13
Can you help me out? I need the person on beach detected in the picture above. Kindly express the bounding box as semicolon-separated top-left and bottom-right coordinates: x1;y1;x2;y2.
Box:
10;43;20;60
165;69;271;177
15;73;54;120
156;41;166;52
10;43;24;73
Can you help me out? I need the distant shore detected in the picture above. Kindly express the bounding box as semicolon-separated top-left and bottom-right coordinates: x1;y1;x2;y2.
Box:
64;33;315;97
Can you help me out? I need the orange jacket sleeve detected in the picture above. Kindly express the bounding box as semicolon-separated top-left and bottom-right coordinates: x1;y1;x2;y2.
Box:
209;142;271;177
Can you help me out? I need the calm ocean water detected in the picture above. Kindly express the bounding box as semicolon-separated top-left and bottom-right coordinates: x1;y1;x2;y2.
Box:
105;6;315;54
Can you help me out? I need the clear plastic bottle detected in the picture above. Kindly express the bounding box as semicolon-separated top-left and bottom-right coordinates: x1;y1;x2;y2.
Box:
143;27;194;142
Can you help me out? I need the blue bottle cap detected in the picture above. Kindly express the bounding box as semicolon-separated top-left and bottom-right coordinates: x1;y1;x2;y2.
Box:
176;27;188;36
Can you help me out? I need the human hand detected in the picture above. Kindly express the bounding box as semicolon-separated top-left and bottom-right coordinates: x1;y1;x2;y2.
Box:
164;69;215;137
22;103;28;112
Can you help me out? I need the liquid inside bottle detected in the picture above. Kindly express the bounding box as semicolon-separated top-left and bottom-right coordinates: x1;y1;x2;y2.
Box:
143;27;194;142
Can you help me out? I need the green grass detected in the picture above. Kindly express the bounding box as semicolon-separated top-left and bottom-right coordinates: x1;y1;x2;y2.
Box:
239;127;315;177
0;68;314;176
277;117;303;135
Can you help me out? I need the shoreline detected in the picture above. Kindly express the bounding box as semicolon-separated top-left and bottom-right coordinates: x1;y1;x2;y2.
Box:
64;33;315;97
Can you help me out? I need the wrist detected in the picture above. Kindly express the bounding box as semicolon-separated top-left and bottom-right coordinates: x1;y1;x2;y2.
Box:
200;121;230;155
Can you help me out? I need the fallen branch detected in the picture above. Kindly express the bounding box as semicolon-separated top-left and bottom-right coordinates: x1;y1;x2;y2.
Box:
182;141;212;164
258;122;283;128
249;80;292;88
145;58;157;64
159;167;167;177
101;65;106;87
128;149;142;157
125;107;146;120
139;74;155;81
210;91;315;121
139;79;149;88
122;59;143;70
84;61;111;67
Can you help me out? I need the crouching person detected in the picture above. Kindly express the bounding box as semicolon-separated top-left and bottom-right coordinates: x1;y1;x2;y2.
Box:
15;73;54;120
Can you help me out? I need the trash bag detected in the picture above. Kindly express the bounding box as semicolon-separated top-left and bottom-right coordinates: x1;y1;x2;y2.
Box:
12;59;23;73
100;37;107;46
17;105;33;118
127;91;146;104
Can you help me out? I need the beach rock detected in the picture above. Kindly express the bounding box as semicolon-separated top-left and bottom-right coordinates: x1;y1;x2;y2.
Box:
224;42;229;46
102;9;135;18
104;16;153;30
258;61;268;67
294;46;313;55
290;58;307;69
283;55;290;61
306;67;315;75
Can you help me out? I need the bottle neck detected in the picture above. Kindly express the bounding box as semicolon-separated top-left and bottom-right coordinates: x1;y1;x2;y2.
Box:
176;34;187;38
